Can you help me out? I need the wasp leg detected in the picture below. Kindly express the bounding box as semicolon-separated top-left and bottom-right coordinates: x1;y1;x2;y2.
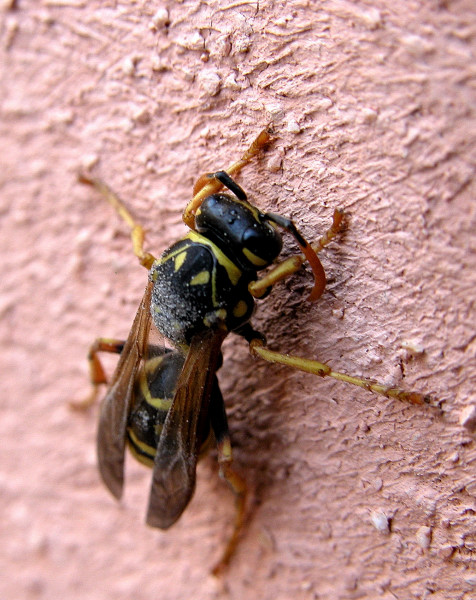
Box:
70;338;125;410
249;208;345;301
183;129;272;229
72;337;172;411
200;170;248;201
249;338;439;408
78;175;156;269
209;386;248;576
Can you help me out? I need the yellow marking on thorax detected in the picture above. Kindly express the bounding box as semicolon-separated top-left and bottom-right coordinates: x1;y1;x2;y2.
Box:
233;300;249;318
190;270;210;285
155;243;189;269
174;251;187;271
185;231;242;286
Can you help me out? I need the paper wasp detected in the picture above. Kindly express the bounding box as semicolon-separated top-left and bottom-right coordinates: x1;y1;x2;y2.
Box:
77;130;436;574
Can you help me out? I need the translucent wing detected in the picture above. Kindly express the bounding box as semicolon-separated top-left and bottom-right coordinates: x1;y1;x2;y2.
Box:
97;280;153;499
146;326;227;529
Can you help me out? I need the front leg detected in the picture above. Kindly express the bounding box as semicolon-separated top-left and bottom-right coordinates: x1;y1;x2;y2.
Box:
78;175;156;270
183;129;272;229
249;208;345;300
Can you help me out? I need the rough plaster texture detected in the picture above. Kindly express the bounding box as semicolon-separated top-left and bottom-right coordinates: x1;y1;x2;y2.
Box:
1;1;475;599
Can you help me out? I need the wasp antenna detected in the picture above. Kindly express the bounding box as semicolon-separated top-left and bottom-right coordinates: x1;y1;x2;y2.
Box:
265;212;326;301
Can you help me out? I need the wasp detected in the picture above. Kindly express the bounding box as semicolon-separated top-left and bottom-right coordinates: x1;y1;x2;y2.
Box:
78;130;435;574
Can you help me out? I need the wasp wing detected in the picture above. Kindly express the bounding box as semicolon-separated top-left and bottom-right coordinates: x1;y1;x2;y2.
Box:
146;327;227;529
97;280;154;499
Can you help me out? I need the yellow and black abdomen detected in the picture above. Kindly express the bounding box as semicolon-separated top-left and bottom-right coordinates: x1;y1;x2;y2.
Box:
126;349;218;467
126;351;184;467
149;232;255;346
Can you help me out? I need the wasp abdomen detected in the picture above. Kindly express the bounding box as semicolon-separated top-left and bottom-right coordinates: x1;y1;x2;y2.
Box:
127;352;184;466
127;350;216;467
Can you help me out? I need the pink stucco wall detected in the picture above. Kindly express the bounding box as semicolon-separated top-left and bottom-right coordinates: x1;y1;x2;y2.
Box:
1;1;475;599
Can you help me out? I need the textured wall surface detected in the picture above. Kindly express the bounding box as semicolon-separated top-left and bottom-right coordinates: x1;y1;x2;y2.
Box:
1;1;475;599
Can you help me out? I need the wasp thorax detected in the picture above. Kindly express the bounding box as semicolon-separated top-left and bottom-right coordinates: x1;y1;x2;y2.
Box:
195;194;283;271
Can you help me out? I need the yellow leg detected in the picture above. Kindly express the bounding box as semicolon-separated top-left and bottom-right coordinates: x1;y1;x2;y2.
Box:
183;129;272;229
70;338;125;410
79;175;156;270
250;339;439;407
249;208;345;300
212;437;248;576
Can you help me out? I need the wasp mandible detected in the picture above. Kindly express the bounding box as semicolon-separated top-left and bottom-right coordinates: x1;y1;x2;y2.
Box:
78;130;435;574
